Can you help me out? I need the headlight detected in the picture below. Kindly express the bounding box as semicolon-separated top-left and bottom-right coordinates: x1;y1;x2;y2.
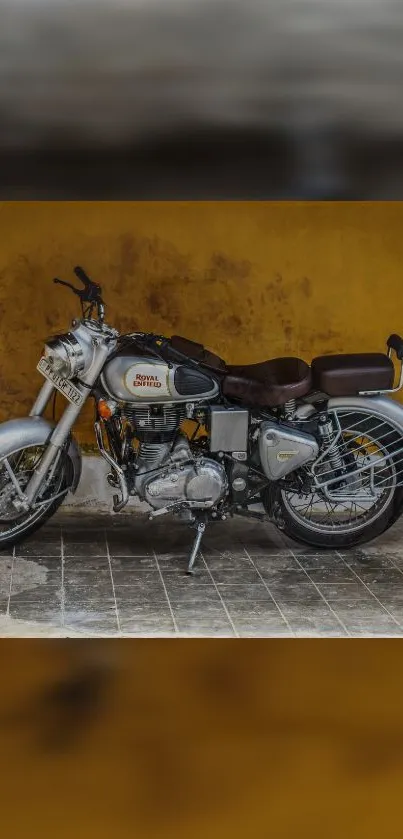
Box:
44;332;86;379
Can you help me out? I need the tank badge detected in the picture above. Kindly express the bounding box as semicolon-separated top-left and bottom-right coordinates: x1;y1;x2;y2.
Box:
133;373;162;389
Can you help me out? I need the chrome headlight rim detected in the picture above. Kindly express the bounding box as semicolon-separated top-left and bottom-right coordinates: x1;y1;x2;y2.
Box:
44;333;86;379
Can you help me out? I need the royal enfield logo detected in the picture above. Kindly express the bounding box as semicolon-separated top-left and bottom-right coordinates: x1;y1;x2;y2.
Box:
133;373;162;389
124;363;171;397
276;450;299;462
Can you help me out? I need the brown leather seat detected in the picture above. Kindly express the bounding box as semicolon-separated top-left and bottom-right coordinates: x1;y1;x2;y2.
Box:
223;357;312;407
170;335;227;371
311;353;394;396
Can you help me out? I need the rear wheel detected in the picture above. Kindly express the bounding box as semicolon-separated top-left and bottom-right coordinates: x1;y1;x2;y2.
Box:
0;444;72;551
265;408;403;549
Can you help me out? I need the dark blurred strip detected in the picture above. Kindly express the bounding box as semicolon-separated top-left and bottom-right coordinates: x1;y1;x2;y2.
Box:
1;0;403;199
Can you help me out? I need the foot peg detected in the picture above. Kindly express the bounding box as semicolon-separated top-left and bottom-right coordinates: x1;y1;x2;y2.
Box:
187;521;206;575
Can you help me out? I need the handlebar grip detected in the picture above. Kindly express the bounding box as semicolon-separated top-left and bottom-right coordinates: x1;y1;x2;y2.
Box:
387;334;403;360
74;265;91;286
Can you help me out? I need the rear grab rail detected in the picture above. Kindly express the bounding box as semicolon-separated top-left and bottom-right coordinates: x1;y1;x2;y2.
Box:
359;333;403;396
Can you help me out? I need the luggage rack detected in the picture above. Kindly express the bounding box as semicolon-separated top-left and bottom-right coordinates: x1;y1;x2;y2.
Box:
359;333;403;396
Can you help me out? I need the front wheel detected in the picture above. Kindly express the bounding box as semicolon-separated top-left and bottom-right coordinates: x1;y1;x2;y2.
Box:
0;444;73;551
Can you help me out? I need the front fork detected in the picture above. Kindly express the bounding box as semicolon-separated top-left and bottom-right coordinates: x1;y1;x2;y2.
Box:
22;344;110;507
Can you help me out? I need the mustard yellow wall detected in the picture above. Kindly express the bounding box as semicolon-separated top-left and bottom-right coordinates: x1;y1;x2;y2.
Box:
0;201;402;442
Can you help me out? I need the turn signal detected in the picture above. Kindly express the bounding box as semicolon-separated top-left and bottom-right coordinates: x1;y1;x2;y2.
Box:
98;399;113;420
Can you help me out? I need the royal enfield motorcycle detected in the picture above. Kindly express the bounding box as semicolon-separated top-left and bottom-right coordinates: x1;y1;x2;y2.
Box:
1;266;403;571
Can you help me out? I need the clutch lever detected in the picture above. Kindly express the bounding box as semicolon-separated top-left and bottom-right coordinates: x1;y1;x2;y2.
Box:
53;278;82;296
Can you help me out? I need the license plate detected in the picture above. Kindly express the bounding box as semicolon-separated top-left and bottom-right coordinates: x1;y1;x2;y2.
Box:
37;357;85;406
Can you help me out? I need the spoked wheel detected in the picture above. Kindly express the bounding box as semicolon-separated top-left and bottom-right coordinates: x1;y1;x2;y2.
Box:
265;408;403;549
0;444;72;550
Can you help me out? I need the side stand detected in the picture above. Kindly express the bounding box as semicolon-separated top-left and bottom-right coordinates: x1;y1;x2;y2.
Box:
187;521;206;575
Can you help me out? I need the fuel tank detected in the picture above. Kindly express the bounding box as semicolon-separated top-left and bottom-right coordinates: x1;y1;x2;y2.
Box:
101;352;219;404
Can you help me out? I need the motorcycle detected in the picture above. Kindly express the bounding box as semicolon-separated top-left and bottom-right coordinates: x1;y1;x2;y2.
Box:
1;266;403;572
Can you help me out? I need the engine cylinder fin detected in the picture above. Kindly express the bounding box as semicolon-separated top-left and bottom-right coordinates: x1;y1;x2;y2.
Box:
123;404;186;443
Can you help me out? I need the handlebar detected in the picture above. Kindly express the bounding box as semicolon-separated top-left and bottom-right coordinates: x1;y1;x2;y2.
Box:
53;266;104;320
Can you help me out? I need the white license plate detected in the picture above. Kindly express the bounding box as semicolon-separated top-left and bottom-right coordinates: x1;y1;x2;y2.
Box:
37;357;85;406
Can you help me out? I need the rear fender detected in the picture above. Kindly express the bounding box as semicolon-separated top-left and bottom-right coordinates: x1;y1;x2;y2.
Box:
296;395;403;437
0;417;82;493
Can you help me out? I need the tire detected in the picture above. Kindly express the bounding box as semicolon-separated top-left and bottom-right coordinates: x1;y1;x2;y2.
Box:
263;407;403;550
264;482;403;550
0;446;73;552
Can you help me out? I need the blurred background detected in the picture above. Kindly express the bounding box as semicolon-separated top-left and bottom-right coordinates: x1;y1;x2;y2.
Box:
2;0;403;198
2;639;403;838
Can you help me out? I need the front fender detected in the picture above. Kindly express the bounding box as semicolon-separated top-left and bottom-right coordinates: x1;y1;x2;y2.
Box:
297;394;403;437
0;417;82;493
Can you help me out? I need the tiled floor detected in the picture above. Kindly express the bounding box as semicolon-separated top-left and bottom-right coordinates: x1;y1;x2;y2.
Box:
2;510;403;636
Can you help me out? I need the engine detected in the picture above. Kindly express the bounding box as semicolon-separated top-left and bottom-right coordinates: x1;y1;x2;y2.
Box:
122;403;228;512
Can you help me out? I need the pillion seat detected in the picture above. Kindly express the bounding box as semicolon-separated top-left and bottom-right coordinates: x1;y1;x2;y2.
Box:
222;357;312;407
311;353;394;396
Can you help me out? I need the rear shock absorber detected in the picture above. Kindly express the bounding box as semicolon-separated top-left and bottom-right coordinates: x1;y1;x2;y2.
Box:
318;413;344;473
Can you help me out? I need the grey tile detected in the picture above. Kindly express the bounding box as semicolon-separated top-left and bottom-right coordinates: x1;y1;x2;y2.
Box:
10;584;62;606
173;606;235;636
118;603;173;621
280;601;339;619
15;555;61;577
386;553;403;569
63;571;113;589
161;570;214;590
202;554;253;569
64;554;110;569
114;583;166;603
166;589;222;608
346;567;403;587
235;618;292;637
264;574;324;604
334;601;395;620
342;551;398;570
0;598;9;614
338;618;403;636
107;542;153;558
110;556;156;571
0;557;12;597
315;581;378;602
120;620;176;636
63;586;115;607
226;600;282;618
63;542;107;557
364;584;403;605
292;552;346;570
252;555;301;574
216;583;274;603
154;556;193;574
303;566;357;583
63;606;119;635
172;601;228;621
15;541;61;558
285;616;348;637
9;601;63;624
252;568;307;586
209;566;261;586
279;603;347;636
111;568;161;586
155;552;191;564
